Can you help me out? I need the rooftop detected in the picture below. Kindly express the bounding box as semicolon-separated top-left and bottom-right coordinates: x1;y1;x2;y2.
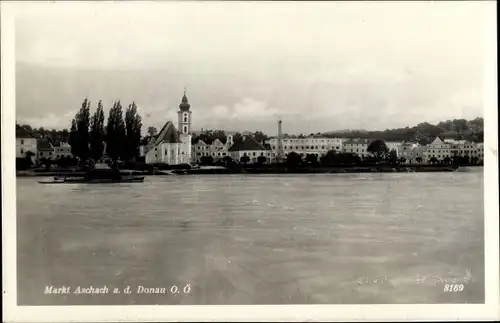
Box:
228;136;267;152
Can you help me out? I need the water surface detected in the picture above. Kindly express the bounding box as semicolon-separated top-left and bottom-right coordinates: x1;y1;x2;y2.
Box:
17;171;484;305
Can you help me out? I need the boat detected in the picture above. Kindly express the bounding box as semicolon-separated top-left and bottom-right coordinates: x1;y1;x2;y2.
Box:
38;168;145;184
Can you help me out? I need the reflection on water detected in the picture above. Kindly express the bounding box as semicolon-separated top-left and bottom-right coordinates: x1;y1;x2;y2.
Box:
17;171;484;305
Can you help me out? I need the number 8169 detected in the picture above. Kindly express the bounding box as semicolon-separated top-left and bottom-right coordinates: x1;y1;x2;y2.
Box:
444;284;464;292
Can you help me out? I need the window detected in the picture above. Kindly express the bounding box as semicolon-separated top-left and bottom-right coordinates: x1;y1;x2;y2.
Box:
165;149;168;155
253;152;256;156
183;126;187;133
20;148;24;154
21;139;24;144
184;117;187;122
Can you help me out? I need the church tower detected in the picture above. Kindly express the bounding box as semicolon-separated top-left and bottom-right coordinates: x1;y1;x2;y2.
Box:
177;89;193;164
178;89;192;134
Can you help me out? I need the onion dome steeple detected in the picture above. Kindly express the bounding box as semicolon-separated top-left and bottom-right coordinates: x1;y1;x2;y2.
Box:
179;87;191;111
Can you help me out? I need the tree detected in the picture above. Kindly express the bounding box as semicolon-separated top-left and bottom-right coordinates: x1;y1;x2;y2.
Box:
124;102;143;162
40;157;53;170
442;156;452;165
416;156;423;164
388;149;398;164
430;157;438;164
305;153;318;165
286;152;302;167
200;155;214;166
240;155;250;164
106;101;126;169
320;150;338;166
23;151;35;167
90;100;105;163
367;140;389;160
222;155;233;166
399;156;407;164
232;133;244;144
68;99;91;164
147;126;158;137
69;118;78;157
60;129;70;138
252;131;268;143
257;155;267;164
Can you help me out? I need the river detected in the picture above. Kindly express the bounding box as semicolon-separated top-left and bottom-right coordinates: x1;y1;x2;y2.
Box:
16;170;484;305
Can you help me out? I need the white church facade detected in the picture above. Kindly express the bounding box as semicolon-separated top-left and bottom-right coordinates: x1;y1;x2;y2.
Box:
141;92;193;165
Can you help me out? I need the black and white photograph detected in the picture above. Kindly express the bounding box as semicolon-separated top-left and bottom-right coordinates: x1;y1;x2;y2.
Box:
2;1;498;322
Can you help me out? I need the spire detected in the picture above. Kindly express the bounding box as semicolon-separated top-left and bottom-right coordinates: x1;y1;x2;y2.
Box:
179;88;190;111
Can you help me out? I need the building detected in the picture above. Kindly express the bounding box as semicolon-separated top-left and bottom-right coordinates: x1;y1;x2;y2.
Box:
228;136;271;163
342;138;370;159
476;143;484;162
444;139;479;158
385;141;401;156
37;139;55;161
16;127;38;164
51;138;72;159
423;137;452;162
142;92;193;165
398;142;424;163
191;135;234;163
266;135;344;161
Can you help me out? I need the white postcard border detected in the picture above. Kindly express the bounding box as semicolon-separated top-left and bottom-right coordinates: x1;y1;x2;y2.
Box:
2;1;498;322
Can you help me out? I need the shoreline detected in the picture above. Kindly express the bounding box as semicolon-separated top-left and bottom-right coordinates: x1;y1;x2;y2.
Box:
16;164;481;177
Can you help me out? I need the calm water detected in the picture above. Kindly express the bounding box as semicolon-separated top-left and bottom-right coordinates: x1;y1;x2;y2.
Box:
17;171;484;305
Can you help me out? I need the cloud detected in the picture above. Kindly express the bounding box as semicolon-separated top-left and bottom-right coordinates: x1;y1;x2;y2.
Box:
17;113;69;130
11;2;492;134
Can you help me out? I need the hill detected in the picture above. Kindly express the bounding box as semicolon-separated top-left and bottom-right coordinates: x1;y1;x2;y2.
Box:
322;117;484;144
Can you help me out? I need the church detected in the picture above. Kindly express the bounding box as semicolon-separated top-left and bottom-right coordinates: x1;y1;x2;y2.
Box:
142;92;193;165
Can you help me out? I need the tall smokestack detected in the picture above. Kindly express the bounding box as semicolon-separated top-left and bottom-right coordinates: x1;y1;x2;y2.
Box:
277;119;283;162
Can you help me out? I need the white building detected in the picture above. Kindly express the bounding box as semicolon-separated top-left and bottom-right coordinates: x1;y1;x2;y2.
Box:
444;139;480;159
52;139;72;159
398;142;425;163
476;142;484;162
342;138;370;158
142;92;193;165
16;129;37;163
266;135;344;160
423;137;452;162
385;141;401;156
192;135;234;163
228;136;272;163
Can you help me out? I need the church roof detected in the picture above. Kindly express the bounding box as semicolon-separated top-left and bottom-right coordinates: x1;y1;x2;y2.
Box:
153;121;182;145
37;139;54;151
228;136;267;152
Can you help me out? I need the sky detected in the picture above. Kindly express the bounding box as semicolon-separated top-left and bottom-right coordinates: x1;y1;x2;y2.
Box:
12;1;494;135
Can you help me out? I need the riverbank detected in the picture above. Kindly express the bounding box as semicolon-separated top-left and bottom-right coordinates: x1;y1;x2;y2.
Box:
16;164;473;177
184;164;460;175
